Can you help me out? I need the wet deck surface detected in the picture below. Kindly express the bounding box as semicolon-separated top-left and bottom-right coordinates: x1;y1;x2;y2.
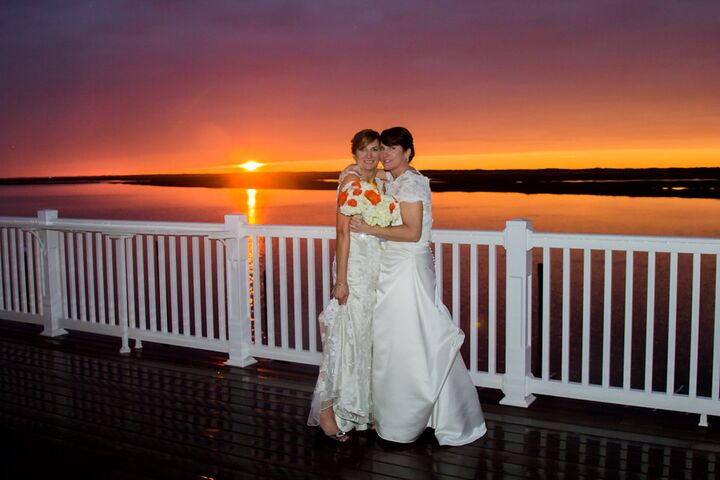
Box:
1;319;720;479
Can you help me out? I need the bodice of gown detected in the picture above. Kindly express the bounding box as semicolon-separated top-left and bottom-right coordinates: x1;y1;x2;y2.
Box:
386;170;433;244
338;167;389;189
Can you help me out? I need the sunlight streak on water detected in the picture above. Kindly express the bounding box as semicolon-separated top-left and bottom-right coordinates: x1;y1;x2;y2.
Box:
247;188;257;224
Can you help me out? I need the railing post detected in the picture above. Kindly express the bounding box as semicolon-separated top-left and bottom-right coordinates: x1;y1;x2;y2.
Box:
224;214;257;367
500;219;536;407
112;235;132;355
38;209;67;337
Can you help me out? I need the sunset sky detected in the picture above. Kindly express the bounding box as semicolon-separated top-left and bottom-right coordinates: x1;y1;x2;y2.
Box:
1;1;719;178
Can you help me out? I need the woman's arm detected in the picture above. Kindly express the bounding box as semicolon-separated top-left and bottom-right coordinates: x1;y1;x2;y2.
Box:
349;201;422;242
332;211;351;304
331;173;360;304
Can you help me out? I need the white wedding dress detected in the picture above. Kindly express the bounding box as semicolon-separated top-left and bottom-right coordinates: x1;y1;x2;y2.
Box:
372;170;487;446
307;172;384;433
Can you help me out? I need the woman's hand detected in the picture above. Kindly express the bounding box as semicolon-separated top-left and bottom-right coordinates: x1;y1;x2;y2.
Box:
349;217;371;234
332;283;349;305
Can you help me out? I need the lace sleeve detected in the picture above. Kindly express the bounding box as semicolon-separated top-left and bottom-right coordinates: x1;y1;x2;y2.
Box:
396;173;428;203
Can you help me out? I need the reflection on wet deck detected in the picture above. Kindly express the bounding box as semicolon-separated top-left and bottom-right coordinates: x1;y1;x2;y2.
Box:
1;319;719;479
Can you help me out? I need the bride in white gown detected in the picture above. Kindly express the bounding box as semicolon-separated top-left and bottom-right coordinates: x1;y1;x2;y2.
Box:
307;129;386;441
350;127;486;446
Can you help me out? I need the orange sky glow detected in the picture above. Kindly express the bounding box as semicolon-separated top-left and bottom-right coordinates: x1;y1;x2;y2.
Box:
1;2;719;178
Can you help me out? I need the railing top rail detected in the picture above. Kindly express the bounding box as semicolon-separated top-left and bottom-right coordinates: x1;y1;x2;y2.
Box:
0;217;227;236
531;231;720;253
245;224;335;239
432;229;505;245
0;216;39;228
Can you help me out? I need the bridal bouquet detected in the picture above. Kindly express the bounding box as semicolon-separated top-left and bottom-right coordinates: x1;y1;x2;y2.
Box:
337;179;400;227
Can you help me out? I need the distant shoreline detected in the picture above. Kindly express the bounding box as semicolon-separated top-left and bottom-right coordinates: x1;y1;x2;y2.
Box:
1;168;719;199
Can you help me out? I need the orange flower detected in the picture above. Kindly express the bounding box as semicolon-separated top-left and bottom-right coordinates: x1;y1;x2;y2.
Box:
389;203;396;214
348;199;357;207
351;180;361;188
337;191;348;206
364;190;381;205
353;188;362;195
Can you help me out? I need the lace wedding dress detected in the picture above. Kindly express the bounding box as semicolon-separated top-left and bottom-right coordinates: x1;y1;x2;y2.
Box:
307;172;384;433
372;169;487;446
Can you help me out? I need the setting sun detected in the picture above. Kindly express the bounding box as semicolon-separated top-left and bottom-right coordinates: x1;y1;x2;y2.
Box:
237;161;264;172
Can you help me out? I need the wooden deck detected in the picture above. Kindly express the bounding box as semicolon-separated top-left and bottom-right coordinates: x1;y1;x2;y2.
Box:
1;320;719;479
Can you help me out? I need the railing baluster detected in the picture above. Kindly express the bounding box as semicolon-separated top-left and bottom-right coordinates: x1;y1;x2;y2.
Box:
26;232;36;315
645;251;656;393
96;233;106;324
602;249;612;388
158;236;168;333
279;237;289;349
562;247;570;383
66;232;77;319
192;236;202;337
0;228;5;311
542;247;550;380
623;251;634;390
126;238;136;331
85;233;95;323
105;236;115;325
216;241;227;341
307;238;317;353
18;230;27;313
689;253;701;398
488;244;497;374
582;248;591;385
116;237;130;354
292;237;302;350
76;233;86;321
169;236;179;334
204;237;215;339
147;235;156;332
667;252;679;395
180;236;190;335
265;236;275;347
469;243;478;373
135;235;145;330
713;254;720;400
10;229;20;311
452;243;460;326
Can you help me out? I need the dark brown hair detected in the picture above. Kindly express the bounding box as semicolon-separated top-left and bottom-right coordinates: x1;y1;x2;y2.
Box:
380;126;415;162
350;129;380;155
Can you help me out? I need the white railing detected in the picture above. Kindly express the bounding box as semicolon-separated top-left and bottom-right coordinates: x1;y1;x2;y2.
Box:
1;210;719;424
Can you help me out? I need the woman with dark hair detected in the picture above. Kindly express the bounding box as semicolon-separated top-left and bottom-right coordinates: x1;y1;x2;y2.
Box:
307;129;386;442
350;126;486;446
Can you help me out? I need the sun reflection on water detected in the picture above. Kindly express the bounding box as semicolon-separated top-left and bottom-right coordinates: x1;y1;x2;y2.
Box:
246;188;257;224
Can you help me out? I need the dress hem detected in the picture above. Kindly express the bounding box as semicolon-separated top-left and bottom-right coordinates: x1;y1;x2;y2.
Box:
436;423;488;447
375;422;487;446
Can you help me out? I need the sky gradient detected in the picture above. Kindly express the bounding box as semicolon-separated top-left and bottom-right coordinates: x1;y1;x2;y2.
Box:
1;1;719;177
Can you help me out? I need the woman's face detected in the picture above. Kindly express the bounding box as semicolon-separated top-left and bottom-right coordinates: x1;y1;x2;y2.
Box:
353;139;381;173
380;143;409;172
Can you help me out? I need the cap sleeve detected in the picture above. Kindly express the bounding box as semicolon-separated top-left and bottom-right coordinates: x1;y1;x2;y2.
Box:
396;173;427;203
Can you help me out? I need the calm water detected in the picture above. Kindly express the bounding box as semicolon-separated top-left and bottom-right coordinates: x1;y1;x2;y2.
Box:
1;183;720;237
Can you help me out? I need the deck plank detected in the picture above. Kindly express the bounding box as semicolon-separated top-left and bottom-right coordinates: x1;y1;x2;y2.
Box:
1;319;719;479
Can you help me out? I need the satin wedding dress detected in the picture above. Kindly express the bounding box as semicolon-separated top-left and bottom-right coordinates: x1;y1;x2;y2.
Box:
372;170;487;446
307;172;384;433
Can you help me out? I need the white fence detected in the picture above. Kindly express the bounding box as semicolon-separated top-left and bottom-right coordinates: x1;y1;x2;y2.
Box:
1;210;719;424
